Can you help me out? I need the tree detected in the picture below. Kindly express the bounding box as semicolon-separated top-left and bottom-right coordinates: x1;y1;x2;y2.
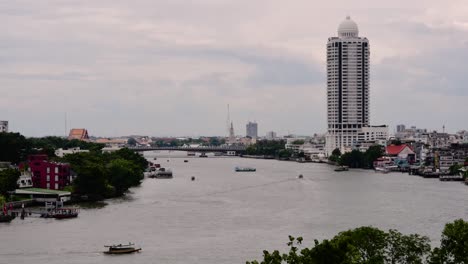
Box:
332;148;342;157
340;150;365;168
430;219;468;264
292;140;305;145
247;227;431;264
329;148;342;163
0;132;31;164
107;159;143;195
386;229;430;264
448;164;463;176
364;145;384;169
0;169;20;196
72;160;108;199
127;137;137;146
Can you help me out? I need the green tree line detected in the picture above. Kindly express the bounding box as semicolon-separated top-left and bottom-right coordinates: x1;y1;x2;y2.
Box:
0;132;104;164
60;148;148;199
328;146;384;169
247;219;468;264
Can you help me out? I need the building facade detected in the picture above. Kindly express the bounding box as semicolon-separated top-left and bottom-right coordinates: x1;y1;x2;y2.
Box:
0;121;8;133
358;126;388;142
21;155;71;190
68;128;89;141
325;16;370;155
246;122;258;138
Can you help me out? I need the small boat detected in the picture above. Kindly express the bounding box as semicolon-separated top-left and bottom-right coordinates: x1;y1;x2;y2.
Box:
334;166;349;172
53;208;79;219
149;168;173;179
153;157;157;160
375;167;389;173
0;214;15;223
235;167;256;172
42;208;79;219
104;243;141;254
199;153;208;158
184;160;189;163
187;152;196;156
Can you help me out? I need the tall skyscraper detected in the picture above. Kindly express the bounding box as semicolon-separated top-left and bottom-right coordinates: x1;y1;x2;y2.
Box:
246;121;258;138
0;121;8;133
325;16;370;155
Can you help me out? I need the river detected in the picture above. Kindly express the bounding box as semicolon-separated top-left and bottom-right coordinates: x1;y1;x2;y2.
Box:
0;152;467;263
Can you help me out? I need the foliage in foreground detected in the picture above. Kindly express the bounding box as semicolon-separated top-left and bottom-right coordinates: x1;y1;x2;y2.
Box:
247;219;468;264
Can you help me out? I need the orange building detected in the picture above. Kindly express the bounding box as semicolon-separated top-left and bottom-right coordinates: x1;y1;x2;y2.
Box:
68;129;89;141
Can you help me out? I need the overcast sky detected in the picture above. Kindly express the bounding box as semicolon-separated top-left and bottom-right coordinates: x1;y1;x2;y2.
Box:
1;0;467;137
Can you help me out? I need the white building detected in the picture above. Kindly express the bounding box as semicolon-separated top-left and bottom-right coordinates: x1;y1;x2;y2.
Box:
246;121;258;138
285;137;308;152
55;147;90;157
358;126;388;142
325;16;370;155
0;121;8;133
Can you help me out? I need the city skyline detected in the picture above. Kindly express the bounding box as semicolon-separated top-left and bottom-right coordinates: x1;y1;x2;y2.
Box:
1;1;468;137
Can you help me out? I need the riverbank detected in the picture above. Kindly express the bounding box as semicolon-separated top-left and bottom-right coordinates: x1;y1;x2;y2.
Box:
2;156;468;264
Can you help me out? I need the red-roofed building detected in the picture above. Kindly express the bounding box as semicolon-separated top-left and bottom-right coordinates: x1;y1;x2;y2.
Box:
68;128;89;141
20;155;71;190
386;144;416;161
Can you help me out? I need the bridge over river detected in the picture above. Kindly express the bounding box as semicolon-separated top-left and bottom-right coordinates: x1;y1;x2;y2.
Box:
128;145;247;154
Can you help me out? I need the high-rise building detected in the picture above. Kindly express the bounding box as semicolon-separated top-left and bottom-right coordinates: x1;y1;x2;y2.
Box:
246;121;258;138
266;131;277;140
0;121;8;133
325;16;370;155
396;124;406;133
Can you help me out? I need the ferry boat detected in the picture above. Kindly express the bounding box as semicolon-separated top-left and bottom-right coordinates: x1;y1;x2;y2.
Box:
104;243;141;254
149;168;173;179
42;208;79;219
52;208;79;219
235;167;256;172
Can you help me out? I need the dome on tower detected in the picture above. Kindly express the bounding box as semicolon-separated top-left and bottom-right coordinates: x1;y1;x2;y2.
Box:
338;16;359;38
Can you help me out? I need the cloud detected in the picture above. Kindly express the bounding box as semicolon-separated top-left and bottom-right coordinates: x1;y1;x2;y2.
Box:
0;0;467;136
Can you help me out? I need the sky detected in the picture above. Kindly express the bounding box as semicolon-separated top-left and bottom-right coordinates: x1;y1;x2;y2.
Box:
1;0;467;137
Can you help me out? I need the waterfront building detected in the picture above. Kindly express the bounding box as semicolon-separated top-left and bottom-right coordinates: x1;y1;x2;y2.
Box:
358;125;388;142
325;16;370;155
68;128;89;141
0;121;8;133
20;155;72;190
386;144;416;162
246;122;258;138
266;131;277;140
